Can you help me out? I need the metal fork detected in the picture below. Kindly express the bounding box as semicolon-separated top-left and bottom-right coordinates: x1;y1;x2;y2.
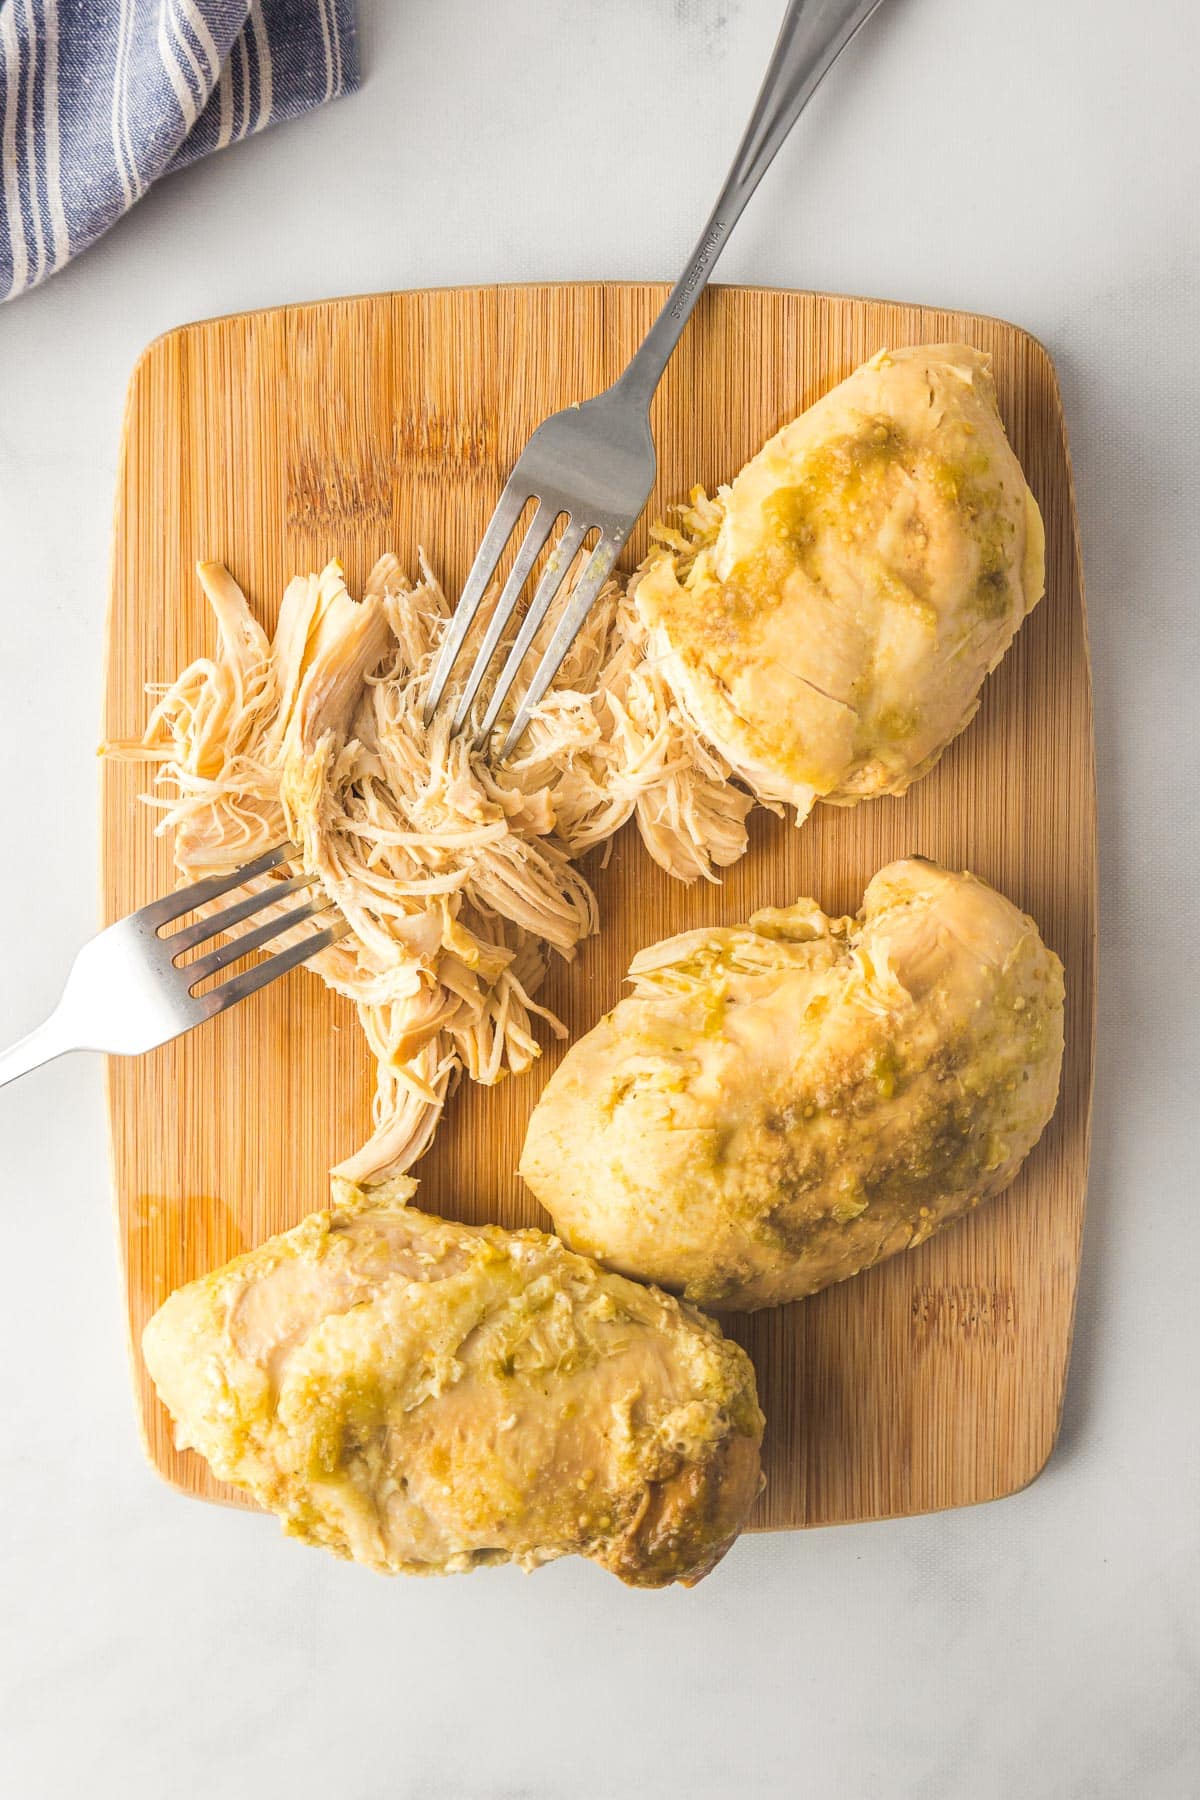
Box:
0;845;347;1089
424;0;886;754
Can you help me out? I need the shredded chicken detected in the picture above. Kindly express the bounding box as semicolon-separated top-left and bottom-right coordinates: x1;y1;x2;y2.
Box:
107;544;753;1184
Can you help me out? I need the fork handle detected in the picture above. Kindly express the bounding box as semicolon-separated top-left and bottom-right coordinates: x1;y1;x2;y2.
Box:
0;1009;75;1090
619;0;886;407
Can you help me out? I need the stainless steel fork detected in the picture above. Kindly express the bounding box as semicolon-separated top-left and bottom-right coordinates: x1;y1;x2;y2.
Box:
424;0;887;754
0;845;346;1088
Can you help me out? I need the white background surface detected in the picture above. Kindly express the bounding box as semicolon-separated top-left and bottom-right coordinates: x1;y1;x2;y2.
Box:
1;2;1197;1795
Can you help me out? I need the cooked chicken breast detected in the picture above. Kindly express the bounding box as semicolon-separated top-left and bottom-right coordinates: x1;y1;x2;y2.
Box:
143;1180;764;1586
520;859;1064;1311
633;346;1045;817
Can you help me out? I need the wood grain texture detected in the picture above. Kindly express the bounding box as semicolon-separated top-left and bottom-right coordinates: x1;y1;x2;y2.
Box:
101;284;1096;1530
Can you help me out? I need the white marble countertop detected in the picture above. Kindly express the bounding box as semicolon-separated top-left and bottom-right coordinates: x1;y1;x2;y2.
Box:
1;2;1197;1795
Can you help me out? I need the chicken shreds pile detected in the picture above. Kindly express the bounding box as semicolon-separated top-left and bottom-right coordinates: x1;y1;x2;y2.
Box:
108;545;754;1184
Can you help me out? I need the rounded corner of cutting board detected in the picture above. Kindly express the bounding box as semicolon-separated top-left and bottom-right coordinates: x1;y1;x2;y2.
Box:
121;316;194;411
105;282;1096;1535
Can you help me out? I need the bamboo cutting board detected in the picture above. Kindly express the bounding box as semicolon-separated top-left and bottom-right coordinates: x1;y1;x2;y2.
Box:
102;284;1095;1532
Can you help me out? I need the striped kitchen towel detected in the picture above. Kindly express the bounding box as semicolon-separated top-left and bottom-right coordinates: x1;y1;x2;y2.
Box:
0;1;358;303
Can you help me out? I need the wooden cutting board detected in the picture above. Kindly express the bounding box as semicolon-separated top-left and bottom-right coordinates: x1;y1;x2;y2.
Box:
102;283;1095;1532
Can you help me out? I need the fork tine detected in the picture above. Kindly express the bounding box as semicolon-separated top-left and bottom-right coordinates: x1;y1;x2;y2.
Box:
496;536;622;756
423;480;531;721
138;843;292;931
489;533;620;752
182;896;340;987
190;918;350;1019
474;519;590;743
450;503;558;730
163;870;318;952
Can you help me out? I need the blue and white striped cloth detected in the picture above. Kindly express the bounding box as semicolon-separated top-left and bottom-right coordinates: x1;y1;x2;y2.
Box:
0;1;358;302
